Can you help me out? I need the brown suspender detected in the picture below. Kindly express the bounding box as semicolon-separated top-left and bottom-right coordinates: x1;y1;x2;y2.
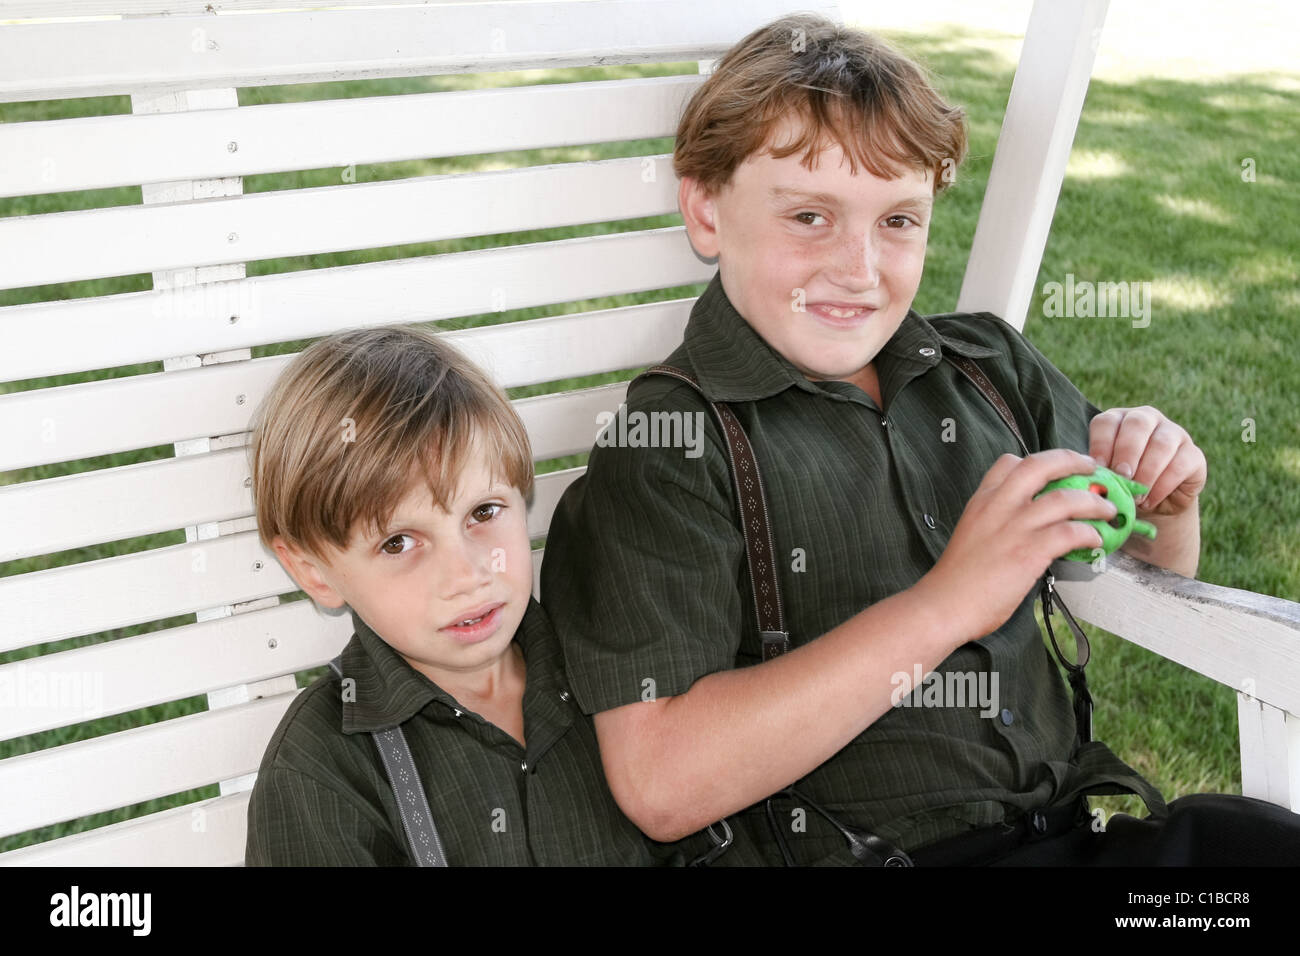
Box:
630;364;790;660
944;355;1031;455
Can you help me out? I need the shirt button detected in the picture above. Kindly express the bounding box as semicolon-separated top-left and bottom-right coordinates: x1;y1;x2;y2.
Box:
880;417;889;427
559;689;571;703
1000;708;1014;726
452;708;462;718
923;513;936;529
919;347;936;357
1031;809;1048;834
520;760;528;773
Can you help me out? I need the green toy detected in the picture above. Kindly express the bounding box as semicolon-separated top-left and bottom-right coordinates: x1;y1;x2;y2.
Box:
1035;465;1158;562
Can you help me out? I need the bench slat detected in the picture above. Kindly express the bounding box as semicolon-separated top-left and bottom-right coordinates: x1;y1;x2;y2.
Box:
0;75;701;199
0;1;506;18
0;155;678;290
1;531;290;651
0;228;705;384
1051;553;1300;719
0;791;253;868
1;428;582;561
0;599;348;741
0;0;839;102
1;293;691;470
0;691;295;839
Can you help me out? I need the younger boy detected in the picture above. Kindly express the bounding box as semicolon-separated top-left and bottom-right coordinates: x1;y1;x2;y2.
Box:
243;326;662;865
541;15;1297;865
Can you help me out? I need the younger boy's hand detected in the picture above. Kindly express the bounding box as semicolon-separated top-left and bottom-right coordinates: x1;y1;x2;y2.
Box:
913;449;1114;644
1087;406;1207;517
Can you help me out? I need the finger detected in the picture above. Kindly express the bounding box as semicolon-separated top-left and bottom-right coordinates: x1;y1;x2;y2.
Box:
1129;420;1186;505
1039;504;1107;561
1105;406;1162;481
1140;442;1206;512
1087;408;1126;468
1029;485;1118;533
976;452;1025;490
995;452;1102;531
1004;448;1099;503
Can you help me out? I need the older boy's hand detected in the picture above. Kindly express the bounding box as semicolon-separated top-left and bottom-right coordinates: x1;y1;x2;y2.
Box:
1087;406;1207;517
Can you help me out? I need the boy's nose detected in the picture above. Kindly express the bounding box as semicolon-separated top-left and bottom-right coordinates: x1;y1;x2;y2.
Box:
438;537;494;598
833;231;882;289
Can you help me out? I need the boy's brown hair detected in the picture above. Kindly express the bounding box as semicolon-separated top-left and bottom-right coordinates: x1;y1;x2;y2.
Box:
674;13;968;195
248;325;533;561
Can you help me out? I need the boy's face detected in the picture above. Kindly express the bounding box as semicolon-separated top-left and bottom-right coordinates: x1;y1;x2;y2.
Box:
680;112;935;386
272;442;534;689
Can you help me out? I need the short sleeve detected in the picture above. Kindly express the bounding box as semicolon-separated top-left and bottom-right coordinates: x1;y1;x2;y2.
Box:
540;377;749;715
244;766;405;866
977;312;1104;457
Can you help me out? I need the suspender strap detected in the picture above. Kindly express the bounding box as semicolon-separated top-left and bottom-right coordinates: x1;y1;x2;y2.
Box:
944;355;1031;456
631;364;790;660
327;655;449;866
945;354;1094;746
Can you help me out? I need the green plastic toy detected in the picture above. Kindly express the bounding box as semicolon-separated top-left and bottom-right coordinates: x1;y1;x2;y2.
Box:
1035;465;1158;562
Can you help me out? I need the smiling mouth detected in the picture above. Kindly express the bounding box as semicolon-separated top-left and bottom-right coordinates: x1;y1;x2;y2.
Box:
809;303;877;325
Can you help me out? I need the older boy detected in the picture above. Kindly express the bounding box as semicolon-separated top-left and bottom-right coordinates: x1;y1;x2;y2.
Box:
539;15;1300;866
243;326;665;865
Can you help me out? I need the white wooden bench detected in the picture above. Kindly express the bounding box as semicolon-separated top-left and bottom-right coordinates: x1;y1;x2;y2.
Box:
1;0;1296;866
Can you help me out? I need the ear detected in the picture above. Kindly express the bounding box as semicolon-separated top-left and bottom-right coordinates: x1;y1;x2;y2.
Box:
678;176;721;261
270;535;347;609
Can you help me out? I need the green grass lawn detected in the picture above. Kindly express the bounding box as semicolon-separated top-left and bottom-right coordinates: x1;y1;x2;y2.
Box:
2;25;1297;850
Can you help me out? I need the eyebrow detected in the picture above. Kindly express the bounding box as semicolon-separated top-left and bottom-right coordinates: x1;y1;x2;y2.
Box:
377;484;509;537
767;186;933;213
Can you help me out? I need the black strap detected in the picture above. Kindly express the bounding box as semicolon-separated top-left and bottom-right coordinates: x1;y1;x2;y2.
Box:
327;655;449;866
946;354;1094;746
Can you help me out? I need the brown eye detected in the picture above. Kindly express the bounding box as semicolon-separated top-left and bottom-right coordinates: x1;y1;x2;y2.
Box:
471;503;502;523
381;534;413;555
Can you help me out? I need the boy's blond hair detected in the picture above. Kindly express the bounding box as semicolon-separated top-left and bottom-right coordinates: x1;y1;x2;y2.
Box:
248;326;533;561
674;13;968;196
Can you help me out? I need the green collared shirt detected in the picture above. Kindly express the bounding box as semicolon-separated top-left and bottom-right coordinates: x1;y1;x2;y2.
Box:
540;271;1158;865
244;596;661;866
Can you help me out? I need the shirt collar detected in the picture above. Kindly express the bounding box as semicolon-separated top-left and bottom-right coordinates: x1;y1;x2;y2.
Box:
338;595;560;735
681;271;1001;403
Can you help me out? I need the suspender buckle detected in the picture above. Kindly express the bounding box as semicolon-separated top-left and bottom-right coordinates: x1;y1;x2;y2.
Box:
761;630;791;660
